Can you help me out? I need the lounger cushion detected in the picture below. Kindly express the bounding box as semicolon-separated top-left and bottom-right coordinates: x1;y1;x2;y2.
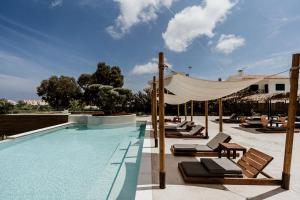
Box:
165;121;188;130
195;145;213;152
176;125;203;136
165;120;187;128
165;131;181;136
189;125;204;135
180;162;243;178
201;158;243;174
173;144;212;152
172;144;198;152
177;120;188;127
207;133;231;150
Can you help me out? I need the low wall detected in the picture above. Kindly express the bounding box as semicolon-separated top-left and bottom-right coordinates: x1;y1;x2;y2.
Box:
68;115;89;124
69;114;136;126
88;114;136;126
0;115;68;136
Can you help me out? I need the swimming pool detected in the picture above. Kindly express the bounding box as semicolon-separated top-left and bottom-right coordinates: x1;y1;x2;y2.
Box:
0;122;146;200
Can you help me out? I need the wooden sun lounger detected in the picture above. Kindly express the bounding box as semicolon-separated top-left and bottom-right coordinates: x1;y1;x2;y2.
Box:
170;132;232;157
215;114;245;124
164;120;187;128
178;148;281;185
240;121;264;128
165;125;206;138
165;121;194;131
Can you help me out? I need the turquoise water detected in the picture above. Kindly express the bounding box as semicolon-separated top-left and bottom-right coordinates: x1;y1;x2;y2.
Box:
0;122;146;200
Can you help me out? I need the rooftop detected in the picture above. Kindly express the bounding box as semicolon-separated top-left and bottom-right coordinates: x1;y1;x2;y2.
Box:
227;70;289;81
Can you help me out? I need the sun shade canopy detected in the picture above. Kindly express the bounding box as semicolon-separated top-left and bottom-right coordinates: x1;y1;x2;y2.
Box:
163;93;190;105
164;73;263;101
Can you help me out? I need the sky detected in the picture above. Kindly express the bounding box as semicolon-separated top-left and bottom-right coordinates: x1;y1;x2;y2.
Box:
0;0;300;100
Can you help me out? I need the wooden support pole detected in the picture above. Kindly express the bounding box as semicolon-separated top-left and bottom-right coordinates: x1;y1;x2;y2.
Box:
151;85;154;130
184;103;187;120
158;52;166;189
153;76;158;148
190;100;194;121
205;101;209;138
219;98;223;133
282;53;300;189
177;104;180;117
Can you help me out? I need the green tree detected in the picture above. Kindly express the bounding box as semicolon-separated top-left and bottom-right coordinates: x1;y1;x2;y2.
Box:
88;84;117;114
15;101;31;111
69;99;85;111
91;63;111;85
113;88;133;112
130;88;151;114
78;62;125;105
37;76;81;110
77;74;92;90
0;99;14;114
78;63;124;89
109;66;124;88
86;85;132;114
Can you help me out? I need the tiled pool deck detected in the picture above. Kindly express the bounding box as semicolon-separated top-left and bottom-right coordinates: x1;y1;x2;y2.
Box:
136;116;300;200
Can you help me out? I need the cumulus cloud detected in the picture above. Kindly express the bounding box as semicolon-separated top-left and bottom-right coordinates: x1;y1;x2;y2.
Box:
50;0;63;8
131;58;172;75
163;0;237;52
215;34;245;54
107;0;175;39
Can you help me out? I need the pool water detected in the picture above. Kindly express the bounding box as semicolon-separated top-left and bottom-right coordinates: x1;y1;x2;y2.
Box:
0;122;146;200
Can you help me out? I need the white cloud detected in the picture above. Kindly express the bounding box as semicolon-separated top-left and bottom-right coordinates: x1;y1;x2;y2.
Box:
163;0;237;52
50;0;63;8
215;34;245;54
107;0;175;39
131;58;172;75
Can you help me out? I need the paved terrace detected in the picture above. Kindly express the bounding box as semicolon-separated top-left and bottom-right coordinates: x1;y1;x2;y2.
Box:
136;116;300;200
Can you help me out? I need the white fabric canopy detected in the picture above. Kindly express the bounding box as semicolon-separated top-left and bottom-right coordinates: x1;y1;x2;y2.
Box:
163;94;190;105
164;73;262;101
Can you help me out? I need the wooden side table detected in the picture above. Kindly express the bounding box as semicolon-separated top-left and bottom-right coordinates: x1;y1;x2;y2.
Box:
218;143;247;159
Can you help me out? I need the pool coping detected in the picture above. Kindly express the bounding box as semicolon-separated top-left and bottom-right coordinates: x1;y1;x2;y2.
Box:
6;122;74;139
135;121;153;200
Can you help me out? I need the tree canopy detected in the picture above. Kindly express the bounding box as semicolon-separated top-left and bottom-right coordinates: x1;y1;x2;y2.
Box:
80;62;124;88
37;76;81;110
86;84;132;114
35;62;152;114
0;99;14;114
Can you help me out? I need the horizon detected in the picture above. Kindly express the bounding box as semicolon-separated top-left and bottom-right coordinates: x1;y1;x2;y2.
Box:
1;0;300;100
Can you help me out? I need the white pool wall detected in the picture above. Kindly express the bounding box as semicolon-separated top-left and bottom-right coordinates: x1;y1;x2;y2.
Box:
68;114;136;126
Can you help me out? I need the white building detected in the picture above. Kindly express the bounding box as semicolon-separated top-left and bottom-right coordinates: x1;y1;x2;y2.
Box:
227;70;290;94
22;99;48;106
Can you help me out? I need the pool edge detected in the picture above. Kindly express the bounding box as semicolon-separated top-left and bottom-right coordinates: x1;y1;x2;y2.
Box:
135;120;154;200
6;122;75;139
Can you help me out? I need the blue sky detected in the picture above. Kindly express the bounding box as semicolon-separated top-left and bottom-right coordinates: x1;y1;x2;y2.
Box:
0;0;300;100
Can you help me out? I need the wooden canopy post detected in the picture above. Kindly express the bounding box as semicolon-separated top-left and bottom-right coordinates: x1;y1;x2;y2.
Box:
152;76;158;148
191;100;194;121
282;53;300;189
151;85;155;136
205;101;209;138
158;52;166;189
184;103;187;120
218;98;223;133
177;104;180;117
151;88;154;128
